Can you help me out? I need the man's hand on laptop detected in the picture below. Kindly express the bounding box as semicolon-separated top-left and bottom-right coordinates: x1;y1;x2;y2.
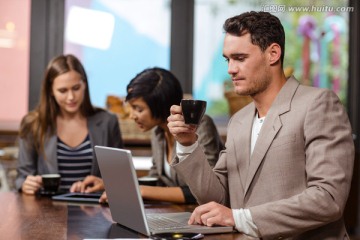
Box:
70;175;105;193
189;201;235;227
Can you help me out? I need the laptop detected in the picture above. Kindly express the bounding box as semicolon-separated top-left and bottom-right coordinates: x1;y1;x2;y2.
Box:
94;146;234;236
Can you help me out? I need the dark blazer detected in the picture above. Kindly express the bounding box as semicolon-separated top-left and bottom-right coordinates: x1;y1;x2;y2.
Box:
149;114;224;203
15;110;123;190
172;77;354;239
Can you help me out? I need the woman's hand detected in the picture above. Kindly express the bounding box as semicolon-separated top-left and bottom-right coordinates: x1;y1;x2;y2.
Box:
70;175;104;193
99;191;108;203
21;175;42;195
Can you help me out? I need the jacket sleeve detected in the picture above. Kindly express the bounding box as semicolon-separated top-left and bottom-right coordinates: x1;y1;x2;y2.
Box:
196;115;224;167
171;115;229;205
108;113;124;148
15;136;38;191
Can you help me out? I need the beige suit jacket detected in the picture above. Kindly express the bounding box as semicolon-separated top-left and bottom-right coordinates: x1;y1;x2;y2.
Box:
148;115;224;203
172;77;354;239
149;115;223;188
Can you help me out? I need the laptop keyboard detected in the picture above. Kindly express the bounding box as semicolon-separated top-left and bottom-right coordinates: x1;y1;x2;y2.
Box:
147;215;189;230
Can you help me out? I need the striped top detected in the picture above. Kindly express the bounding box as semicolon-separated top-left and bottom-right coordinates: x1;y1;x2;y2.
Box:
57;135;93;191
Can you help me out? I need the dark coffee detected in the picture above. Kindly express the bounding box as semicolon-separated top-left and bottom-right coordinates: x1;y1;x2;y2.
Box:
42;174;61;192
181;99;207;125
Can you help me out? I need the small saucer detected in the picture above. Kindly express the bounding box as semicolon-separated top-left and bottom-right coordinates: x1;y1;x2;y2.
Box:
37;189;63;197
138;177;158;186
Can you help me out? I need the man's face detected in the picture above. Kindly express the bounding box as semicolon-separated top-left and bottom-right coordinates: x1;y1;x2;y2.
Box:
223;33;271;97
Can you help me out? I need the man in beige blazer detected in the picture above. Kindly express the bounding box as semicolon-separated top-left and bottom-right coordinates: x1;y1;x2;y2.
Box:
167;11;354;239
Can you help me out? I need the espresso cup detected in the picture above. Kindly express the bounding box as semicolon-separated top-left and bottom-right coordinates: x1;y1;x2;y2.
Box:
138;177;158;186
181;99;207;125
41;174;61;193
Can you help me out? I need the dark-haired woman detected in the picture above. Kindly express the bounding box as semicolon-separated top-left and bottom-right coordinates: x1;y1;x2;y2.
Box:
124;67;223;203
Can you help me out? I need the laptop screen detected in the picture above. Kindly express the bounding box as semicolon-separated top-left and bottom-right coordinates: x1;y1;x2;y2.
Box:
94;146;150;236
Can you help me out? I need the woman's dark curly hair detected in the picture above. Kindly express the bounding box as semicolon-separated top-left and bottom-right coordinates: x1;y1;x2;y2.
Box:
126;67;183;121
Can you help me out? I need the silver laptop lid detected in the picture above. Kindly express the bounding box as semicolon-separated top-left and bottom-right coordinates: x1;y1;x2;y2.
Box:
94;146;150;236
95;146;234;236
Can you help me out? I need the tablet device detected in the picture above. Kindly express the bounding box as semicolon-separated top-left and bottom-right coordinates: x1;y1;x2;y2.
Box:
52;192;102;203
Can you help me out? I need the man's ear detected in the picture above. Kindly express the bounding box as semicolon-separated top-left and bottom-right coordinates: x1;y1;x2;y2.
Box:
268;43;281;65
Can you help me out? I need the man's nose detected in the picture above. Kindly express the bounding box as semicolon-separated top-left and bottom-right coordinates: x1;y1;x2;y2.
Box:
227;60;238;75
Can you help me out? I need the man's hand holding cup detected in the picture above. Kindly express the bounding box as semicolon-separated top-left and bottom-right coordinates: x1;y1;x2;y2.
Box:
168;99;206;146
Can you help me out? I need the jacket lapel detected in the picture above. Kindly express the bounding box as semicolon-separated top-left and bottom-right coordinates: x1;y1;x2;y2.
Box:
44;134;59;173
87;113;103;173
244;77;300;195
244;111;282;195
87;113;103;146
233;104;255;192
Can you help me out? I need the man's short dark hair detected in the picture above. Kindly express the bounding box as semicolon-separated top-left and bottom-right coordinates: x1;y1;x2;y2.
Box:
223;11;285;65
126;67;183;121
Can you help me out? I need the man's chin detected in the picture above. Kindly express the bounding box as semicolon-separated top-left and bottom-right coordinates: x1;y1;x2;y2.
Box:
235;90;251;96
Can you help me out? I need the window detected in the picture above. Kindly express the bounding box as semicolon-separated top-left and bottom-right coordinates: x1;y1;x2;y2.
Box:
64;0;171;108
0;0;31;130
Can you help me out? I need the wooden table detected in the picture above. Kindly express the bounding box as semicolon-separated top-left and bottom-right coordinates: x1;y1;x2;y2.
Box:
0;192;254;240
